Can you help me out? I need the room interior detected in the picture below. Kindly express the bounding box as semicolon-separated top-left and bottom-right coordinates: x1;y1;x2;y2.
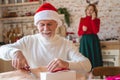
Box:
0;0;120;79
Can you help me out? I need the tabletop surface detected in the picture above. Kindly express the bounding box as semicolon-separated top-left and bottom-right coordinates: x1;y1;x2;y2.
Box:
0;67;104;80
0;70;86;80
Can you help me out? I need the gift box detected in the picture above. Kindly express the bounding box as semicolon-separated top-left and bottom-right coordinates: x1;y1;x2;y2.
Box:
40;70;76;80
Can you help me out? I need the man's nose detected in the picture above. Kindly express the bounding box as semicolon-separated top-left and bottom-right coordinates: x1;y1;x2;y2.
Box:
44;25;49;30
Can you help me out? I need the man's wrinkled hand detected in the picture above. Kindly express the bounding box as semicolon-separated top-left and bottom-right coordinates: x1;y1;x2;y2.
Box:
12;51;29;70
47;58;69;72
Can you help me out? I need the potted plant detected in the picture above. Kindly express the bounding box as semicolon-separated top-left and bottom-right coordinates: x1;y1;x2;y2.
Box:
58;8;70;27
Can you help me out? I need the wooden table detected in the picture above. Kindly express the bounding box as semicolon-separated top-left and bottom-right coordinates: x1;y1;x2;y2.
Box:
0;66;46;80
0;71;104;80
0;67;87;80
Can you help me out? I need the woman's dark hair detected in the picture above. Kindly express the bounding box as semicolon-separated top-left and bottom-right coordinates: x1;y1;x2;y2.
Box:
85;4;98;17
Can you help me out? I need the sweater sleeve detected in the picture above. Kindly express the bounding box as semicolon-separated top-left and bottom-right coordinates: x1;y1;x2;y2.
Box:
0;36;28;60
78;18;84;36
67;42;92;74
91;18;100;34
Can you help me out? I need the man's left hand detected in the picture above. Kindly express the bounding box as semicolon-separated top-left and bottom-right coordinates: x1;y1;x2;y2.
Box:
47;58;69;72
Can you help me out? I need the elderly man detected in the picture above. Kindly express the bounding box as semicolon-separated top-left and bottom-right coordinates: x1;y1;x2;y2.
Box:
0;3;91;74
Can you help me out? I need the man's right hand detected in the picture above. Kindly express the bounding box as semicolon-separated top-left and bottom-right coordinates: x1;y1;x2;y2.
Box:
12;51;29;70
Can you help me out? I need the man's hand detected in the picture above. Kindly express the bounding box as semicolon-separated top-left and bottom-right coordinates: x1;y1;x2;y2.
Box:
12;51;29;70
47;58;69;72
83;25;87;31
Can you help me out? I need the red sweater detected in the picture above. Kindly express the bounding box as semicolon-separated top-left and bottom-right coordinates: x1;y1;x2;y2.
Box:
78;16;100;36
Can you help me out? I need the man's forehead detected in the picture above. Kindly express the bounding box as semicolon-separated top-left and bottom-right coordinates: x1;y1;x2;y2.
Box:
38;20;57;23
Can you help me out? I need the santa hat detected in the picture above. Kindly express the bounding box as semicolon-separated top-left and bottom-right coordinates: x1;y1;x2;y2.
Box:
34;3;62;27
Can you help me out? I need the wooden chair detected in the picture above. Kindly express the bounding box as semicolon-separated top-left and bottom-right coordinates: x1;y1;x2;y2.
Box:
92;66;120;79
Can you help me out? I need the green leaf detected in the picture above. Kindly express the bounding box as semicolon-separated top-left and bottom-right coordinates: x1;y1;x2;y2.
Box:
57;8;70;27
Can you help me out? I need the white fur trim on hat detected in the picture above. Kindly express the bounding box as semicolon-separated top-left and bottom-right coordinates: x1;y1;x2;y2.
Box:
34;10;62;27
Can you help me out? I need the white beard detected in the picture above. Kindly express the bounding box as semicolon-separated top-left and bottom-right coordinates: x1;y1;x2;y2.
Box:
43;35;54;40
40;31;55;41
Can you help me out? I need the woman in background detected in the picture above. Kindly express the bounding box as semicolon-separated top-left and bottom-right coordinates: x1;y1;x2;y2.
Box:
78;4;103;68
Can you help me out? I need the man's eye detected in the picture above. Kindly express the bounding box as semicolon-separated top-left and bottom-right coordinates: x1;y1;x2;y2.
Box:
47;23;52;26
39;24;44;27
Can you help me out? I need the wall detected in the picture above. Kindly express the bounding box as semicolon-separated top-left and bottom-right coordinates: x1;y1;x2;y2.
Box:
46;0;120;40
0;22;3;42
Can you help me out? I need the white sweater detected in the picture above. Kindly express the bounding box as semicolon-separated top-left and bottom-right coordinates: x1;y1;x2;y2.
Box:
0;34;91;73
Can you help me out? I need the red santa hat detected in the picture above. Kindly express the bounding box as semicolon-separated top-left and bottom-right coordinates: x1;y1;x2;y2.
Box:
34;3;62;27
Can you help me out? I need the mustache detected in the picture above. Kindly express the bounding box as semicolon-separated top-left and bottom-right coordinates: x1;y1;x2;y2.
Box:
42;31;51;33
